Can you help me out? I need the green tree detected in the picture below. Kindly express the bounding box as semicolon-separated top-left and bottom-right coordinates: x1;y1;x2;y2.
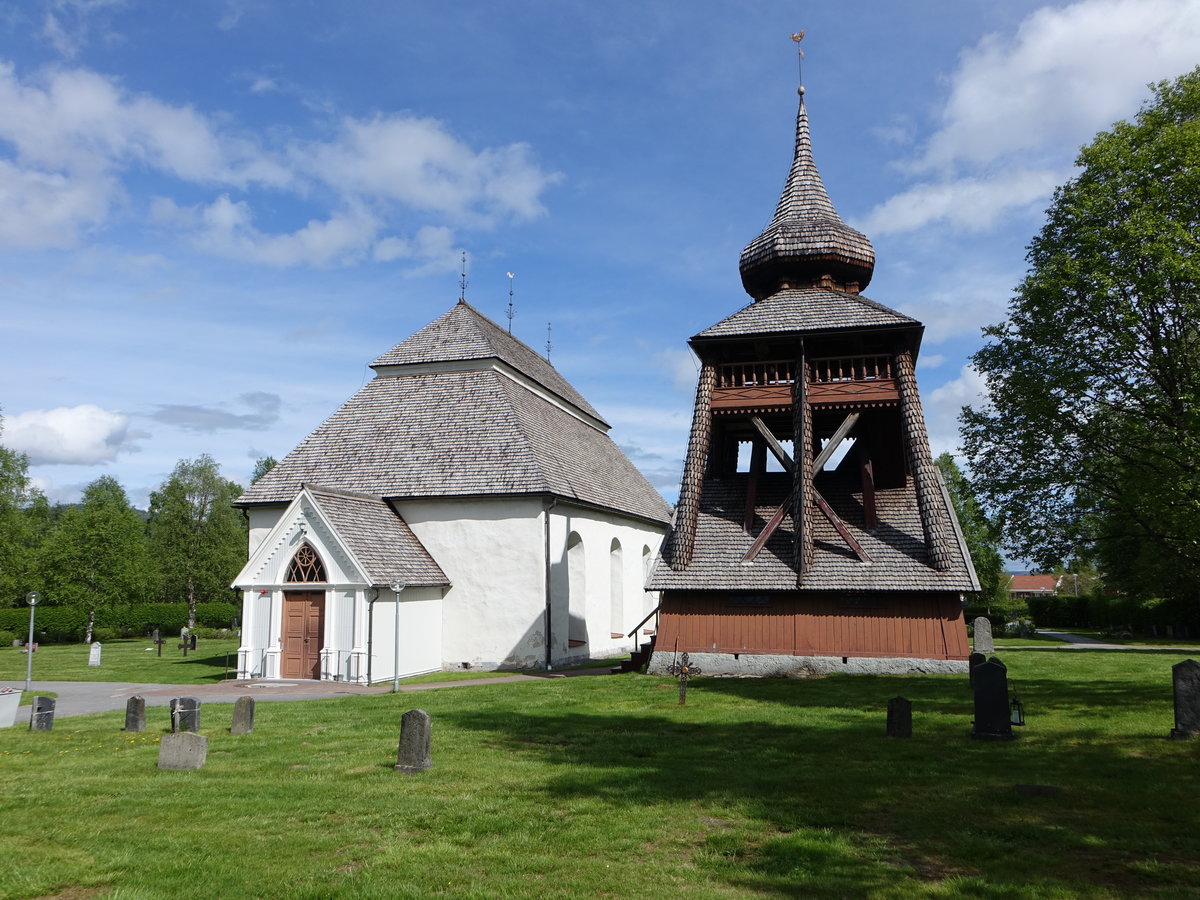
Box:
934;453;1006;605
962;67;1200;603
251;455;277;483
148;455;247;628
39;475;151;641
0;414;46;606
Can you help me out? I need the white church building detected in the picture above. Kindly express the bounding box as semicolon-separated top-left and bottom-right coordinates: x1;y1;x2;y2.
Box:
232;300;671;683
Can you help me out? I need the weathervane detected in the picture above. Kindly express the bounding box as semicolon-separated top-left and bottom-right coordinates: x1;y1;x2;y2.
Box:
545;322;552;361
459;252;469;302
791;30;805;90
506;272;515;334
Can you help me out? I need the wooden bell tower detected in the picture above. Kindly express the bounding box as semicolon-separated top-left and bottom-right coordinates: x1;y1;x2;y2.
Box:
649;52;976;674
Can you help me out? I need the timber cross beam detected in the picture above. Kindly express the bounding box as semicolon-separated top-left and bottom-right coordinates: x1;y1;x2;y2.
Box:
740;413;872;564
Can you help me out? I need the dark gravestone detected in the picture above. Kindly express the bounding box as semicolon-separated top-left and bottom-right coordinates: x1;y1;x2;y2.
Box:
157;732;208;770
1169;659;1200;740
230;696;255;735
29;696;55;731
973;616;994;654
395;708;432;774
170;697;201;733
972;657;1015;741
968;652;986;689
886;696;912;738
124;695;146;732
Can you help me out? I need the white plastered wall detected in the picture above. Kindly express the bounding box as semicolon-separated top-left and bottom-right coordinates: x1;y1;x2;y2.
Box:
367;585;444;682
545;502;666;667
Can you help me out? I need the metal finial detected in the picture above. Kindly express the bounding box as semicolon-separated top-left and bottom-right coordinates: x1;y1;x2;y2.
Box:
791;30;805;91
459;252;469;301
506;272;515;334
545;322;552;361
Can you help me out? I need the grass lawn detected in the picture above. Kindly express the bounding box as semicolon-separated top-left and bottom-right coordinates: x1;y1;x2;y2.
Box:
1;650;1198;898
0;638;244;685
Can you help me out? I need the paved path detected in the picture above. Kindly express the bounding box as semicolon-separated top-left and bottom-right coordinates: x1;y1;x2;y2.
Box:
1005;631;1199;652
0;668;609;720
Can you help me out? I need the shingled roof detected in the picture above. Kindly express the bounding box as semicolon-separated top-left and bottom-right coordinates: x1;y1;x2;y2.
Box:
739;92;876;299
372;300;603;423
238;304;671;525
692;287;918;341
304;485;449;587
648;470;977;592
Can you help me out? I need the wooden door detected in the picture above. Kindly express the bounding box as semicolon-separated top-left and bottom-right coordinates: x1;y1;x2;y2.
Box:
282;591;325;679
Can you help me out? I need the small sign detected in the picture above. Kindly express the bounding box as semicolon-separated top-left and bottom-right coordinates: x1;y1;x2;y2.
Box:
88;641;102;667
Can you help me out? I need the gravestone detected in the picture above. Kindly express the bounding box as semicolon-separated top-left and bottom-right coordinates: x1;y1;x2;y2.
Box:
395;708;432;774
29;696;55;731
230;696;255;734
1169;659;1200;740
88;641;102;667
170;697;201;733
886;696;912;738
971;657;1015;741
157;732;208;770
973;616;994;654
968;651;986;689
124;695;146;732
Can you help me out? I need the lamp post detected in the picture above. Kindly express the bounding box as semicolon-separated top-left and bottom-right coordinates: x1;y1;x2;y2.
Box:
390;582;406;692
24;591;40;692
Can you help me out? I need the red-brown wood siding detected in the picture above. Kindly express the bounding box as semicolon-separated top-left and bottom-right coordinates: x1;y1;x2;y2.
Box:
656;591;968;660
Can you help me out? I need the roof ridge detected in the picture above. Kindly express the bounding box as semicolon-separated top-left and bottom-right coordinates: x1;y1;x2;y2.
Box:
302;482;383;503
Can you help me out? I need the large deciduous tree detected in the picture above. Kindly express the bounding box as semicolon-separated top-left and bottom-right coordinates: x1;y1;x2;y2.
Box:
39;476;151;642
148;455;246;628
934;453;1006;605
0;414;45;606
962;68;1200;602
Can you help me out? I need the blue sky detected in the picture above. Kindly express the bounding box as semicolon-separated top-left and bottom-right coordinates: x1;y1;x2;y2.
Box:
1;0;1198;508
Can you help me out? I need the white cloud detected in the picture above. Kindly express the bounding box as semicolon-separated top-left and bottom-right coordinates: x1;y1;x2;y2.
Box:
921;0;1200;173
896;270;1017;344
5;404;135;465
303;115;562;224
859;168;1062;237
653;347;699;393
373;225;462;275
867;0;1200;237
0;158;114;246
917;353;945;371
923;366;990;459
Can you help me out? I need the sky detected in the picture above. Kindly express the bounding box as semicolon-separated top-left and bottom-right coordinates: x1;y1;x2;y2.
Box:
1;0;1199;510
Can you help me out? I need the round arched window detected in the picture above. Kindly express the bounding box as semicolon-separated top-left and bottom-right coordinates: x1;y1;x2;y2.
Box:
285;543;326;583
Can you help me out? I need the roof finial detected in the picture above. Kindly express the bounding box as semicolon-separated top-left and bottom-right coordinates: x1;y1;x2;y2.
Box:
459;251;469;302
506;272;516;334
790;30;805;95
545;321;552;362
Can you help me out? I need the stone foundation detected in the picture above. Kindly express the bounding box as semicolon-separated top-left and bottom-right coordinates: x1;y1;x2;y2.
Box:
647;650;967;677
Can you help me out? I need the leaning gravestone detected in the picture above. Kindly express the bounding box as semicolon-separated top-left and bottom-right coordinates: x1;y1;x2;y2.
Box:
973;616;994;654
886;696;912;738
971;657;1015;741
170;697;201;733
395;708;432;774
157;732;208;770
230;696;255;735
29;696;55;731
1169;659;1200;740
87;641;102;667
124;695;146;732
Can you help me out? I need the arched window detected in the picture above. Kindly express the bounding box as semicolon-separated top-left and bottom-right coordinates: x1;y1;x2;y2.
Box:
286;543;326;583
567;532;587;645
609;538;623;635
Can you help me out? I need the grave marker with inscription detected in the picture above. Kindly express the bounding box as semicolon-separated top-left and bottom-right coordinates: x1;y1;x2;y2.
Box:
971;657;1015;741
973;616;994;654
29;696;55;731
124;695;146;732
395;709;432;774
1169;659;1200;740
158;732;208;770
230;696;255;734
88;641;102;667
170;697;201;733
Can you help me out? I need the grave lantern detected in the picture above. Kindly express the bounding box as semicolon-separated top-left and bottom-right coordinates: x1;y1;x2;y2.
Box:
1009;695;1026;727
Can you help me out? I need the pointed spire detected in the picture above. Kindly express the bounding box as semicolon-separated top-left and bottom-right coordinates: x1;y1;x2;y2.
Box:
739;86;875;300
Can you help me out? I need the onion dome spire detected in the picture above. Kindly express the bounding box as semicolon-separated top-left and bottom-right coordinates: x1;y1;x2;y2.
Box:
739;84;876;300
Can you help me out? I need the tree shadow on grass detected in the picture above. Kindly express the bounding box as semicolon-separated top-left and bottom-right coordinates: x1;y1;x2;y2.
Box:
437;680;1200;895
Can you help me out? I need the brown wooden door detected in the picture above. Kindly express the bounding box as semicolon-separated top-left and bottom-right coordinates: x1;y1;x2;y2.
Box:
282;591;325;679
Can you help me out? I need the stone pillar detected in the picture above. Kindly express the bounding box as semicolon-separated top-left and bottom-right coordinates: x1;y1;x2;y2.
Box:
230;696;255;735
886;696;912;738
29;696;55;731
395;708;432;774
124;696;146;732
1170;659;1200;740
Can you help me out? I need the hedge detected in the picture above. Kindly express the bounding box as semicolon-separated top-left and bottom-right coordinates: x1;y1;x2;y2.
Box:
0;602;240;642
